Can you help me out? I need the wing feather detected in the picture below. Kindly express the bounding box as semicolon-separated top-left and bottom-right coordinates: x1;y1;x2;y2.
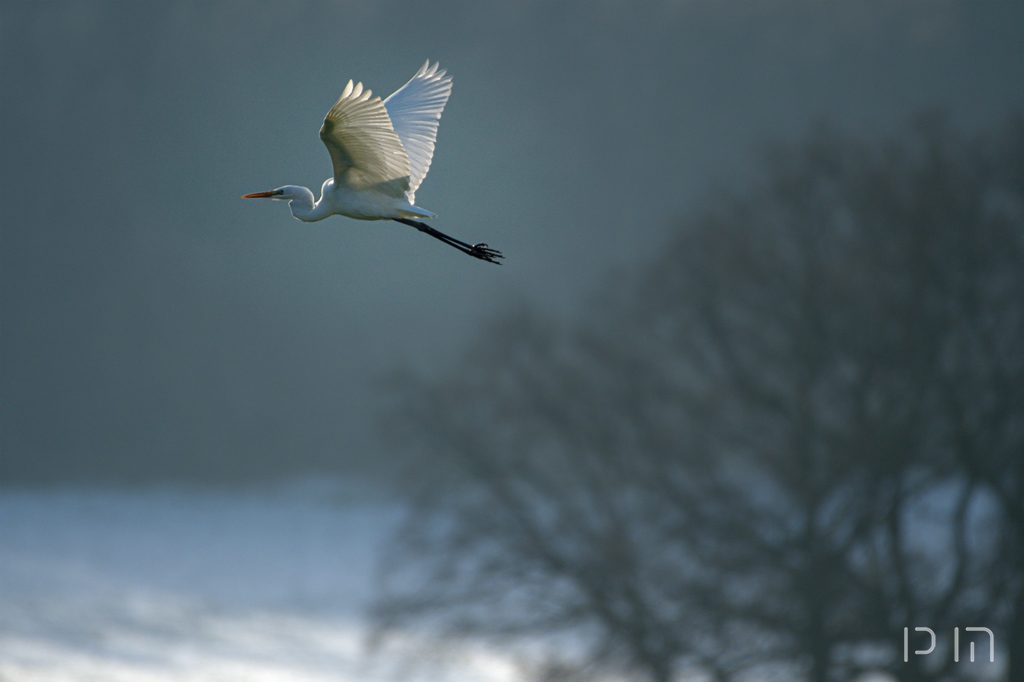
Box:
319;80;410;197
383;60;453;203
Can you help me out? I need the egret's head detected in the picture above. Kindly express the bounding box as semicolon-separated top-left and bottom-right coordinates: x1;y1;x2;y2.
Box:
242;184;318;221
242;186;303;201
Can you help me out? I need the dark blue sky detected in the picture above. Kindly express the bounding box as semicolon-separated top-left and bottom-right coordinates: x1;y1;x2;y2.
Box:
2;0;1022;483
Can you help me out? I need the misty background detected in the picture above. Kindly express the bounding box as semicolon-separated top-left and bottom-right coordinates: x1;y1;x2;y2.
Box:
3;0;1021;484
2;3;1024;681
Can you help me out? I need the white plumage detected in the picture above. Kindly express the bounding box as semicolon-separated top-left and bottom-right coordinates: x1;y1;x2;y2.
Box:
382;60;452;204
244;61;501;264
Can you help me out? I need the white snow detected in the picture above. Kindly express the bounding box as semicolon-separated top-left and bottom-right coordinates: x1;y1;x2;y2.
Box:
0;479;520;682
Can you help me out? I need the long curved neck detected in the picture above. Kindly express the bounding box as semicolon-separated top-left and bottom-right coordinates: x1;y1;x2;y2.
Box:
286;186;321;222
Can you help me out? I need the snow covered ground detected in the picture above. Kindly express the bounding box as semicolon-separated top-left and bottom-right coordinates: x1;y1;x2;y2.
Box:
0;480;519;682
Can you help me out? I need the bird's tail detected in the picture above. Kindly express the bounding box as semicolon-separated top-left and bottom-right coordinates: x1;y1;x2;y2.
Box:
398;204;437;219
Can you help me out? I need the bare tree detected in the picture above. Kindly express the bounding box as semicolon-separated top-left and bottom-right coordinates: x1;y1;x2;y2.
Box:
372;115;1024;682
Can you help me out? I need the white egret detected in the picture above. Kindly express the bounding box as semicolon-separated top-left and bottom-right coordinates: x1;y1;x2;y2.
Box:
243;61;502;264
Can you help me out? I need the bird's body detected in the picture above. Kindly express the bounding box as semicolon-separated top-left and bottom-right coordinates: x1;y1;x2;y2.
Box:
267;179;434;223
244;61;501;263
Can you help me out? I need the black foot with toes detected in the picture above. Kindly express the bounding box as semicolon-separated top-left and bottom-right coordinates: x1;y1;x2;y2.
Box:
471;243;504;264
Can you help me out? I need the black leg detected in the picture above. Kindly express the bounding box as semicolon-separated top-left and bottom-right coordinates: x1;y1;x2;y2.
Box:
394;218;503;264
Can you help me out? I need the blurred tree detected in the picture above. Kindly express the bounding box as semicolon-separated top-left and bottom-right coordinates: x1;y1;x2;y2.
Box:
372;115;1024;682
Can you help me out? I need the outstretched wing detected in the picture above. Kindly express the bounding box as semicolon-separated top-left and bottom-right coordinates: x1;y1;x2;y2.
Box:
383;60;453;202
319;80;410;197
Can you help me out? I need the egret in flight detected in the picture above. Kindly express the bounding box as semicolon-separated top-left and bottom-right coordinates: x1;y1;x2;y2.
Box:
243;61;502;264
